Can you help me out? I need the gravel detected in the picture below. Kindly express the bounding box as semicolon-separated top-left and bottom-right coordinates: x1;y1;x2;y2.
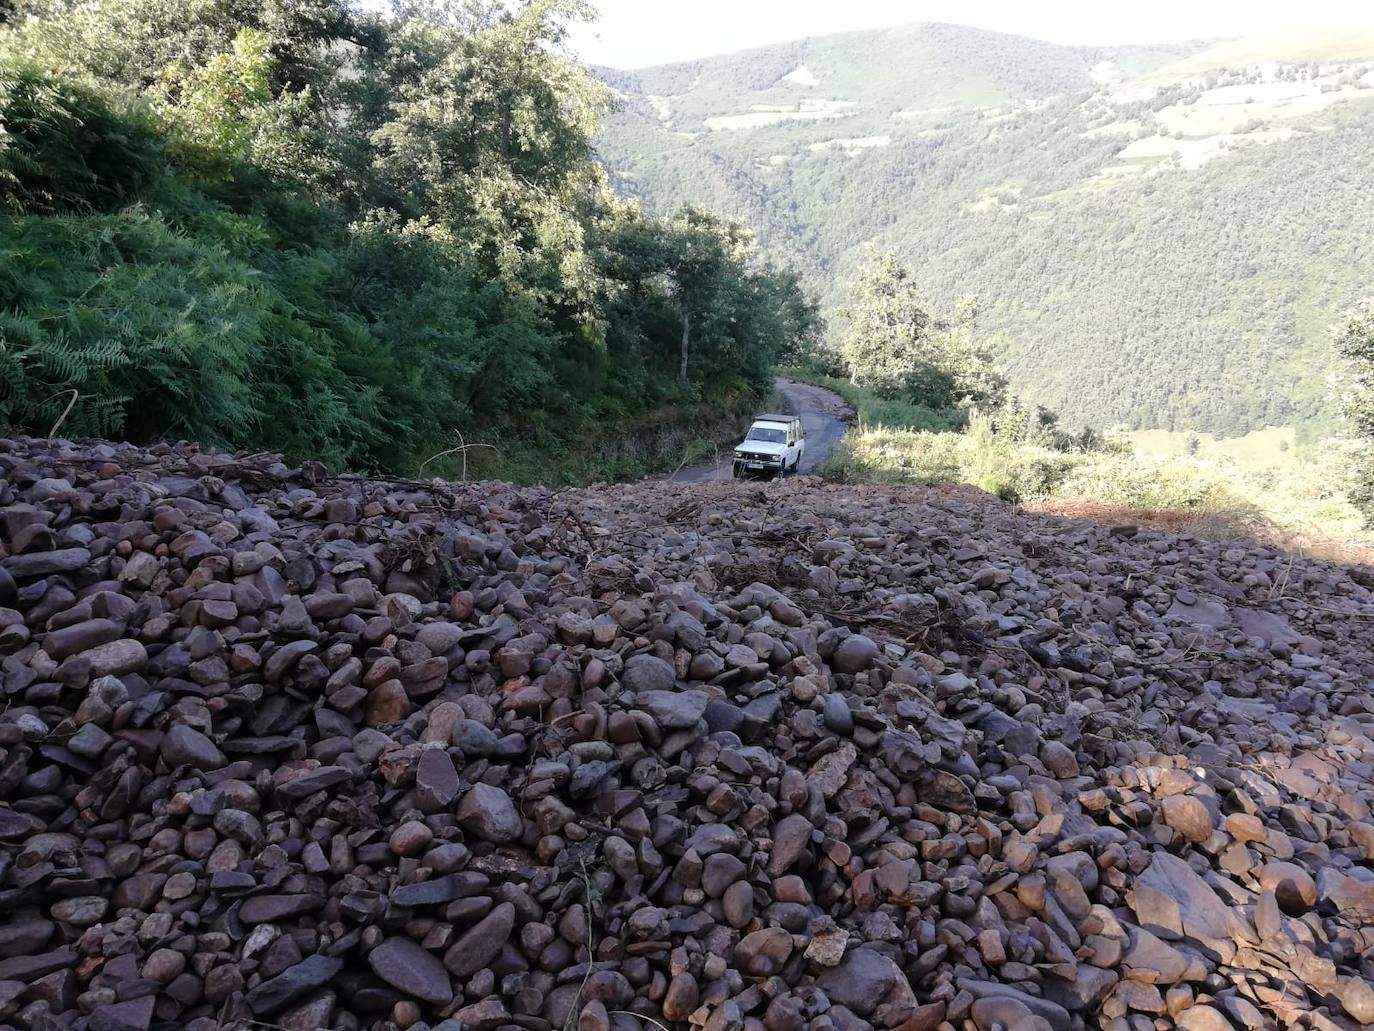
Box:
0;434;1372;1031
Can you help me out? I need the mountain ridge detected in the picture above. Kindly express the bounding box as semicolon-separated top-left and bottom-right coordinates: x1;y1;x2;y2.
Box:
595;21;1374;436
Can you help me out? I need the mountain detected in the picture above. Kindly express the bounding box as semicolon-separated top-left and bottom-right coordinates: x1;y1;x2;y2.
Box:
594;22;1374;436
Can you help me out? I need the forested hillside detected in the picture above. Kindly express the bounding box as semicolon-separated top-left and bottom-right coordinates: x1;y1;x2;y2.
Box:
597;22;1374;436
0;0;818;477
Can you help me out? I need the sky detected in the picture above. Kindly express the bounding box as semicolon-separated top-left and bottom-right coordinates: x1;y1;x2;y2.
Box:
568;0;1374;69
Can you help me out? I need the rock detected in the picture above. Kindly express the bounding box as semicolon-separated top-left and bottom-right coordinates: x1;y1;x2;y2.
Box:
1336;977;1374;1024
971;997;1047;1031
367;679;410;725
634;689;708;729
1041;741;1079;778
805;923;848;967
663;973;699;1021
962;980;1070;1030
444;902;515;977
245;955;344;1015
734;927;791;976
78;638;148;676
239;894;325;924
0;432;1369;1031
276;765;351;800
719;879;752;929
1175;1005;1234;1031
817;948;911;1018
367;938;453;1005
161;725;226;770
416;747;459;811
1224;813;1265;843
622;653;675;693
1133;853;1238;955
456;784;522;842
1121;925;1195;984
3;547;90;579
822;694;854;735
701;853;746;897
832;634;879;674
1046;965;1117;1010
89;996;156;1031
1259;861;1317;913
390;819;434;855
768;813;814;876
44;618;123;660
1162;795;1215;843
51;897;107;925
391;872;486;908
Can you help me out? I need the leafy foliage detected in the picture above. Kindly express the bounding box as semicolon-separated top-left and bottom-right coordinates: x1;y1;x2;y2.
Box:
835;250;1006;419
0;62;163;212
0;0;819;475
1337;301;1374;523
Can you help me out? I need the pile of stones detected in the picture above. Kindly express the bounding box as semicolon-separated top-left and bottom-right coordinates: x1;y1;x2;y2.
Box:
1;435;1373;1031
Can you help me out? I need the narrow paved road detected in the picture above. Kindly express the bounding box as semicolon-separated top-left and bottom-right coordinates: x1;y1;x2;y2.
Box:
671;377;852;483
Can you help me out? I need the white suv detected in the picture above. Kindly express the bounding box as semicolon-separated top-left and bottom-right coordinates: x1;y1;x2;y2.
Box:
732;415;804;479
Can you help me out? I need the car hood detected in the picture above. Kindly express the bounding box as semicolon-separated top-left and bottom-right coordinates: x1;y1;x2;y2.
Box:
735;441;786;456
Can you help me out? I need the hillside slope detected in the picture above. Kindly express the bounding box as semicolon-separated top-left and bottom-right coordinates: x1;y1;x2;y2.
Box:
596;22;1374;436
2;434;1373;1028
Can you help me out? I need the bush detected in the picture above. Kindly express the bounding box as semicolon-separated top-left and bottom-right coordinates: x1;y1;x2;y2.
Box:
0;63;164;213
0;27;821;478
1054;455;1236;512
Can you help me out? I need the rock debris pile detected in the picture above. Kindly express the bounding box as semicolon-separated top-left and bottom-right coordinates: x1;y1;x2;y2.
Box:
1;436;1373;1031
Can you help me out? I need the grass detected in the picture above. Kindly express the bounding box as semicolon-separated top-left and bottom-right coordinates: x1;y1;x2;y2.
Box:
797;378;1374;559
780;369;961;432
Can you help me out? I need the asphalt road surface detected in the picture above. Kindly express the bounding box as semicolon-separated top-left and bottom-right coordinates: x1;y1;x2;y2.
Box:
670;377;852;483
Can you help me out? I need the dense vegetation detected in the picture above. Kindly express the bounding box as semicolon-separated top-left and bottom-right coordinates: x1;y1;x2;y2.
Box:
834;251;1006;414
808;373;1369;550
1338;301;1374;522
0;0;819;477
597;23;1374;438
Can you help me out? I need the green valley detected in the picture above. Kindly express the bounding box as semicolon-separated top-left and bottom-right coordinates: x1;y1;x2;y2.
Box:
596;22;1374;437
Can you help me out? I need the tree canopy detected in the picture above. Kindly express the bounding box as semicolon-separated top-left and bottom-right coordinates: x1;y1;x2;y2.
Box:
837;250;1005;414
0;0;820;474
1337;301;1374;523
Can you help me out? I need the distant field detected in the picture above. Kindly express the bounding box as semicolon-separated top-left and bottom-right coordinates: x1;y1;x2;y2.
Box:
1127;427;1297;471
1157;24;1374;76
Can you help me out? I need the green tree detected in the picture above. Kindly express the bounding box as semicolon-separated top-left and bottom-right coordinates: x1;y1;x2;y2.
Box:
151;27;273;176
1337;300;1374;523
370;0;609;300
664;208;752;385
837;253;1004;411
838;251;945;398
943;295;1007;411
0;0;821;477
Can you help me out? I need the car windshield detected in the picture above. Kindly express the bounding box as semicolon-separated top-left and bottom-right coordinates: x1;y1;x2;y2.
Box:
747;427;786;443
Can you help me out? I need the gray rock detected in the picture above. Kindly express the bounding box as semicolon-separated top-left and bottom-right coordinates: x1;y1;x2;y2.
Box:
622;653;675;693
367;937;452;1005
634;689;708;729
161;725;226;771
245;955;344;1015
456;784;522;842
